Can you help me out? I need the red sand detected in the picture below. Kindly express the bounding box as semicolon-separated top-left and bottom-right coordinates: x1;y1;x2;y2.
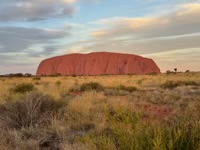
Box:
36;52;160;76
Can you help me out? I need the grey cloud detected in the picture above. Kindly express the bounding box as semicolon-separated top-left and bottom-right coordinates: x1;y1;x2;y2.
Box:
0;26;70;53
72;33;200;55
0;0;76;22
0;0;99;22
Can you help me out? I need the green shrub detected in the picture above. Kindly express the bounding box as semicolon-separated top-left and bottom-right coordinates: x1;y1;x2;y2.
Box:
69;86;81;93
161;81;180;89
68;82;104;93
105;85;137;93
161;80;199;89
55;81;61;86
118;84;137;92
80;82;104;92
11;83;35;93
32;77;41;81
124;86;137;92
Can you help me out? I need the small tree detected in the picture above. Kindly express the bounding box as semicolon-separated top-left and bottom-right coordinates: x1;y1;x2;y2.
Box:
185;70;190;73
174;68;177;74
166;70;171;74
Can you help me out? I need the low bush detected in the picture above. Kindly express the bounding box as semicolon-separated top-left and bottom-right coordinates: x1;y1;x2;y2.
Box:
72;74;76;77
68;82;104;93
0;92;67;129
161;80;199;89
32;77;41;81
11;83;35;93
119;85;137;92
80;82;104;92
55;81;61;86
104;85;137;95
69;86;81;93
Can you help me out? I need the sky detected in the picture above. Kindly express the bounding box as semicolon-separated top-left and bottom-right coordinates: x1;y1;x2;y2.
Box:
0;0;200;74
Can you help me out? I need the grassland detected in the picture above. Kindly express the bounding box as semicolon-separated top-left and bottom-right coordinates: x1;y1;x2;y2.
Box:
0;73;199;150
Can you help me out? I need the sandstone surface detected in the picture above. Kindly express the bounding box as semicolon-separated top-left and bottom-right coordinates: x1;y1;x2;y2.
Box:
36;52;160;76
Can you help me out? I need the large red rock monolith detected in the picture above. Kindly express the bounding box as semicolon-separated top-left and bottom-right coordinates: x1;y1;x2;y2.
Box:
36;52;160;76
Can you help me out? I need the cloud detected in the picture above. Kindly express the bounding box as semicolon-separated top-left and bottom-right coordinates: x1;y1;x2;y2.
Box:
0;26;71;53
0;0;77;22
91;3;200;39
69;3;200;54
0;0;98;22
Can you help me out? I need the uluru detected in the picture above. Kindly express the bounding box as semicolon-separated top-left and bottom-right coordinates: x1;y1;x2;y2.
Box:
36;52;160;76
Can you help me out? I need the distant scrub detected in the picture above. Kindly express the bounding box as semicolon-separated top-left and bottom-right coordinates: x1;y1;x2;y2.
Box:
161;80;199;89
11;83;35;93
49;73;62;77
147;72;158;75
0;73;32;77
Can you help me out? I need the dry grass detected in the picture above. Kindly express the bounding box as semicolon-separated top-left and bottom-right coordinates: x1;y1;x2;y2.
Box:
0;73;200;149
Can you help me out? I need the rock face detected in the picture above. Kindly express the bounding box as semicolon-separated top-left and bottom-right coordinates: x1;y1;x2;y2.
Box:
36;52;160;76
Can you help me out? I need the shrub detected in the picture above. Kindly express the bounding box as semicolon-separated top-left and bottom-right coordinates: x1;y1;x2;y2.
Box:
124;86;137;92
161;80;199;89
72;74;76;77
137;78;146;85
118;84;137;92
80;82;104;92
8;73;24;77
48;73;62;77
166;70;171;74
69;86;81;93
32;77;41;81
24;73;32;77
161;81;179;89
0;92;67;129
185;70;190;73
11;83;35;93
183;81;199;86
34;81;40;85
147;72;158;75
105;85;137;93
55;81;61;86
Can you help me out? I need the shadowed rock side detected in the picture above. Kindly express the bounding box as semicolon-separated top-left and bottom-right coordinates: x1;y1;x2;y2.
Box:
36;52;160;76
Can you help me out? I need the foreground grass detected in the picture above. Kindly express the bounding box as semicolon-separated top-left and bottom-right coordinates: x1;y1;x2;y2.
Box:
0;73;199;150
